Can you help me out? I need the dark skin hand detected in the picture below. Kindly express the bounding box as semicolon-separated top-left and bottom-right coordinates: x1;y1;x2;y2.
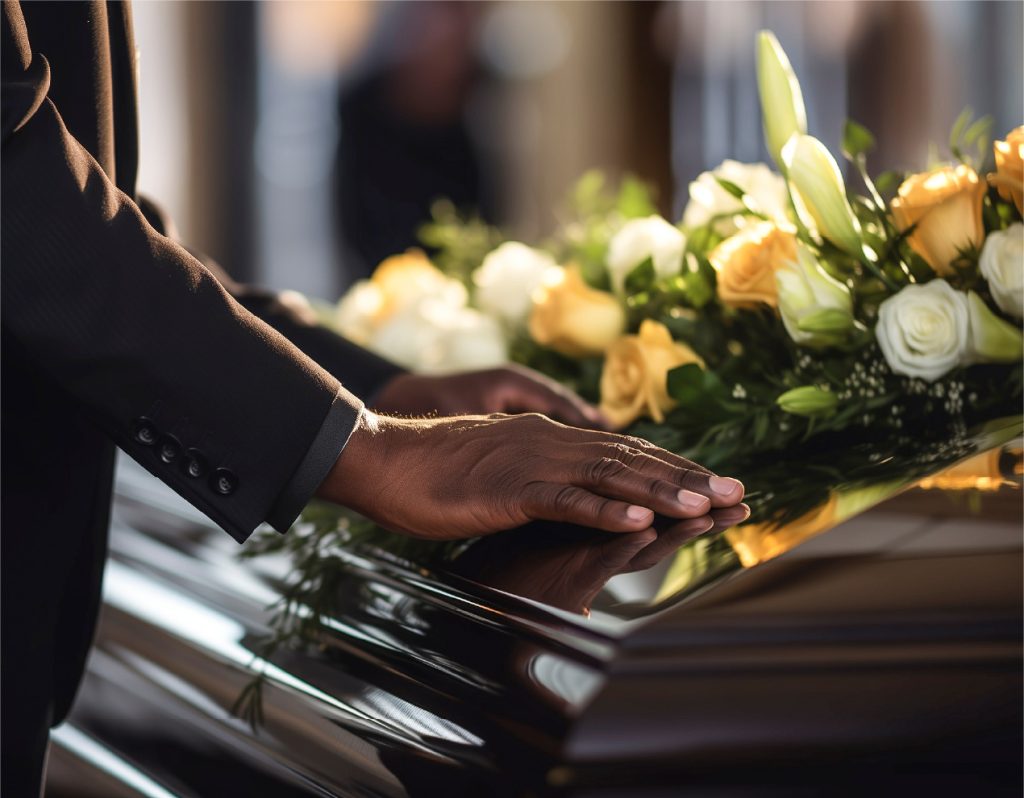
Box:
316;410;745;541
372;365;609;428
452;505;750;614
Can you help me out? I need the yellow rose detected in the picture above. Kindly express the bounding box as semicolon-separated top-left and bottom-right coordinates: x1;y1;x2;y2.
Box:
890;165;986;275
529;266;625;357
370;250;467;318
709;221;797;308
992;126;1024;214
599;320;703;428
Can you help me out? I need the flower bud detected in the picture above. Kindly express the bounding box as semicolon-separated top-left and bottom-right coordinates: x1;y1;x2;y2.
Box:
783;134;863;257
776;385;838;417
965;290;1023;364
756;31;807;173
776;245;854;347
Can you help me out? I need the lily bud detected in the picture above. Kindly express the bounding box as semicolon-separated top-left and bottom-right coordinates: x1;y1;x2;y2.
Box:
776;385;839;417
756;31;807;173
966;290;1023;364
783;134;863;257
776;245;854;347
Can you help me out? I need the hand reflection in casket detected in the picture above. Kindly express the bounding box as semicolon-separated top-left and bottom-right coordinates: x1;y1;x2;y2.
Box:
450;504;749;615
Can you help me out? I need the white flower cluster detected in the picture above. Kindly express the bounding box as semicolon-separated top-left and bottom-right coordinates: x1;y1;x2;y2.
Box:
682;160;791;237
336;255;508;373
606;216;686;294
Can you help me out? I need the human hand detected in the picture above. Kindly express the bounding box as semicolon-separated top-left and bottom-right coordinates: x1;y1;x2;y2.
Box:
316;410;746;541
371;365;607;429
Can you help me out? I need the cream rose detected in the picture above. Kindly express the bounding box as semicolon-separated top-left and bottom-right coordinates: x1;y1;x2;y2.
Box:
681;160;790;237
992;126;1023;215
599;320;703;428
369;301;507;372
875;279;969;382
473;242;559;326
979;222;1023;319
336;250;471;363
335;279;385;345
529;267;625;357
606;216;686;293
436;309;509;371
709;221;797;308
890;165;986;275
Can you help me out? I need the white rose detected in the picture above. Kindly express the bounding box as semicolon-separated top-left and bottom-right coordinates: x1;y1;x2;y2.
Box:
606;216;685;293
368;301;508;372
681;160;790;237
435;309;509;371
979;222;1023;319
367;301;449;370
875;279;969;382
335;280;385;345
473;242;559;326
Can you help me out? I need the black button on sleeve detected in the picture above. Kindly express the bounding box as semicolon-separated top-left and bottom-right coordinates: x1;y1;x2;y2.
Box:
211;468;238;496
132;417;159;446
183;449;208;479
157;435;182;465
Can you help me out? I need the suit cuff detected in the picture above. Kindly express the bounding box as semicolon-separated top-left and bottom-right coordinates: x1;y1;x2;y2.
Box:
266;388;363;533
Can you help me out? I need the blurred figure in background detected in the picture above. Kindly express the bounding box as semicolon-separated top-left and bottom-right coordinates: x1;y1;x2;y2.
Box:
335;2;499;282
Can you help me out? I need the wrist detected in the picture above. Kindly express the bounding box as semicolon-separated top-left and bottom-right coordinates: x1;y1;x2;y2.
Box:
315;408;386;507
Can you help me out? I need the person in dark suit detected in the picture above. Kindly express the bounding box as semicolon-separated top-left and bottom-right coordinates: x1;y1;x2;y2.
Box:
1;2;746;794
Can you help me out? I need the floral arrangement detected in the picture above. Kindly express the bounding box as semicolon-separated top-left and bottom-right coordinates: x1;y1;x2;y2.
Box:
233;32;1021;728
326;32;1022;525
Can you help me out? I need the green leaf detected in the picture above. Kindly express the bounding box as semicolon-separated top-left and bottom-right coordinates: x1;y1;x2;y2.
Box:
617;176;657;218
797;308;854;333
667;363;705;405
573;170;606;210
624;257;656;295
714;177;747;201
874;170;900;195
841;119;875;161
682;271;713;308
950;107;973;152
963;115;992;147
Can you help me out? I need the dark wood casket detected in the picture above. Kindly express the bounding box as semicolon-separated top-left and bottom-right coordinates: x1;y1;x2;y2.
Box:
47;442;1022;797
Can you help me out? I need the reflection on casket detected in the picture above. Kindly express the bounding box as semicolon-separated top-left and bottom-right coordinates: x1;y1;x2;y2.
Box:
46;450;1022;797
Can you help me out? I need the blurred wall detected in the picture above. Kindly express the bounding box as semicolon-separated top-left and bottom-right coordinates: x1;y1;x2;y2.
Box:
131;0;1023;302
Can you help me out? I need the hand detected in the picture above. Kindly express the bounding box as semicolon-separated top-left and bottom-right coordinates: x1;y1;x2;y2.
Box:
371;365;607;428
316;411;746;541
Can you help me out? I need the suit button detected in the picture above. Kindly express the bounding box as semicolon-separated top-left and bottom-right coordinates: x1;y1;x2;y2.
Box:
132;417;159;446
183;449;208;479
157;435;182;465
211;468;238;496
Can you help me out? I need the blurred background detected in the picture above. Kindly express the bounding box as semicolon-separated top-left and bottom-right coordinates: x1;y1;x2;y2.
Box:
133;0;1023;301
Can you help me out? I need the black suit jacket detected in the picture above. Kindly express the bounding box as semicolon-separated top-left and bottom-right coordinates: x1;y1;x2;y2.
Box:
1;0;402;787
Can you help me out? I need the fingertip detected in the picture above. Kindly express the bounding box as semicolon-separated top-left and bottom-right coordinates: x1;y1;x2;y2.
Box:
677;489;712;515
625;504;654;524
708;476;745;503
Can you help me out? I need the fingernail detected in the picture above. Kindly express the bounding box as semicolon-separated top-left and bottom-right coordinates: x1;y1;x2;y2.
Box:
626;505;652;521
677;489;711;511
709;476;743;496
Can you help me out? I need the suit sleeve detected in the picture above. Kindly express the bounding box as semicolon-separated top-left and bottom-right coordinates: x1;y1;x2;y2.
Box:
135;196;406;402
1;2;361;542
